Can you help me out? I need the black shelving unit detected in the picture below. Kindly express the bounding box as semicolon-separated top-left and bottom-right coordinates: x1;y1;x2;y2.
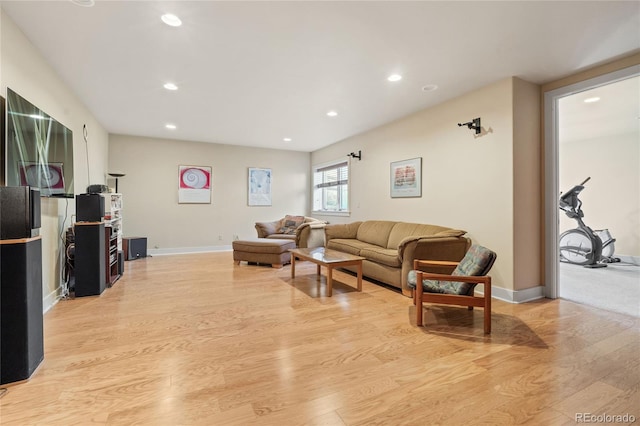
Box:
105;226;120;286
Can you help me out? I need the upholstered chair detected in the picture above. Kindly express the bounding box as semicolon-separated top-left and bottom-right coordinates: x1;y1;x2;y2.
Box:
255;215;327;248
407;244;497;334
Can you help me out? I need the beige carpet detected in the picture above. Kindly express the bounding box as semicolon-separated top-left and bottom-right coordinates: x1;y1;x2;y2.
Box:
559;260;640;317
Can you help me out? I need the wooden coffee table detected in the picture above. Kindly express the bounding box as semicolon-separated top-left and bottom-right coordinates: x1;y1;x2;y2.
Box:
289;247;365;296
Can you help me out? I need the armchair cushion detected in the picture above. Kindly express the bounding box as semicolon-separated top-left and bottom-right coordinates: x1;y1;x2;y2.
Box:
278;215;305;234
407;270;467;295
453;244;496;277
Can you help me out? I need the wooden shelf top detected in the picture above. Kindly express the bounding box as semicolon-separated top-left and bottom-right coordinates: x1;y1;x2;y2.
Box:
0;235;42;245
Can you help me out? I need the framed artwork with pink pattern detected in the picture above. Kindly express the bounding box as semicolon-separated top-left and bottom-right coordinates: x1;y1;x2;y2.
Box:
390;157;421;198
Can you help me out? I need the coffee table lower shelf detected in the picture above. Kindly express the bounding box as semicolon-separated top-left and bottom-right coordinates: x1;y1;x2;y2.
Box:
289;247;365;297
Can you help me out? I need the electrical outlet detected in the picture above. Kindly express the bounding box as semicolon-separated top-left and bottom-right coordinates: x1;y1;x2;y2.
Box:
218;235;223;241
233;234;239;241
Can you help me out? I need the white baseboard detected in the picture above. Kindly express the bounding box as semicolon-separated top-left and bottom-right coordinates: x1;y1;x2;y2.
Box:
476;285;545;304
148;245;233;256
43;288;60;314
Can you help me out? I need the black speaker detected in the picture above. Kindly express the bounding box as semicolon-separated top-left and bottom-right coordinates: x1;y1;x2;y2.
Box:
74;222;106;297
31;188;41;230
1;96;5;186
124;237;147;260
117;250;124;275
1;237;44;384
0;186;41;239
76;193;104;222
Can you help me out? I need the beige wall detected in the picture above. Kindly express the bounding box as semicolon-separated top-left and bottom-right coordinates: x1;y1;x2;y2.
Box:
559;132;639;256
1;12;109;310
513;78;542;290
311;77;542;298
108;135;310;251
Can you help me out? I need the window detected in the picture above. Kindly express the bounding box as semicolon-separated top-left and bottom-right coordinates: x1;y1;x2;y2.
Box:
313;160;349;214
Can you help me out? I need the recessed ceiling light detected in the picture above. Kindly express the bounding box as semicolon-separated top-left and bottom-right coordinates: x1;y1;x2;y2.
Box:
163;82;178;91
421;84;438;92
584;97;600;103
387;74;402;82
71;0;95;6
161;13;182;27
327;110;338;117
165;124;177;130
283;138;292;142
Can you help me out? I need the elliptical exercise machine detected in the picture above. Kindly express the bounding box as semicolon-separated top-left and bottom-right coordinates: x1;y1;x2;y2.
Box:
558;177;620;268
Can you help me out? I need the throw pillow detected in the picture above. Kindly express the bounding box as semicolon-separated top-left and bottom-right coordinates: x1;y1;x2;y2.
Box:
279;215;305;234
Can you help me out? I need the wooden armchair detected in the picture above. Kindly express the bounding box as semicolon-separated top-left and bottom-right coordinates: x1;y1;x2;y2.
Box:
407;244;497;334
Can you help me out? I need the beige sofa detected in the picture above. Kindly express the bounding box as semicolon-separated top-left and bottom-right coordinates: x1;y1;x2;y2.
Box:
324;220;471;296
255;215;327;248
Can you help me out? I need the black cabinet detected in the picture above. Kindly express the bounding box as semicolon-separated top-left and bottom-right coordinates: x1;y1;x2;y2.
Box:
0;236;44;384
74;222;106;297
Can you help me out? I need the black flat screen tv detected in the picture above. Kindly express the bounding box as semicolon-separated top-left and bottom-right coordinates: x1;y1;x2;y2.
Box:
5;88;74;198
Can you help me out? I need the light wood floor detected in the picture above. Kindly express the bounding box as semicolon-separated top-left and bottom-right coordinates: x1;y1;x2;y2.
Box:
2;252;638;425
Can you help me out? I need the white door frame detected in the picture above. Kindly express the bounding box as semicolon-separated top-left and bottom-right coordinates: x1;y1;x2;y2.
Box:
543;65;640;298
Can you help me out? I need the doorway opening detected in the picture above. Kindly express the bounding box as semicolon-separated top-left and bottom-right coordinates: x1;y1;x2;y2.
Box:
544;66;640;317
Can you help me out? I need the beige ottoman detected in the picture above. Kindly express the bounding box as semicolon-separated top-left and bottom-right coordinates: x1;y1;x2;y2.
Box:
232;238;296;268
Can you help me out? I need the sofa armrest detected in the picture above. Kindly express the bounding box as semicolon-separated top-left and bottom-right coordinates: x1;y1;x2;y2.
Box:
296;222;327;248
397;230;467;261
255;220;282;238
324;222;362;242
398;236;471;296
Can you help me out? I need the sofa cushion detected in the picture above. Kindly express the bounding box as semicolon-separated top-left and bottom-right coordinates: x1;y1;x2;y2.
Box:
359;247;401;268
266;234;295;241
325;222;362;240
279;215;305;234
326;238;372;256
233;238;296;254
387;222;460;249
356;221;397;248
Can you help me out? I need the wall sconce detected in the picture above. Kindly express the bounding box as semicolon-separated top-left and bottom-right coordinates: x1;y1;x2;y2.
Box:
458;117;481;134
348;150;362;161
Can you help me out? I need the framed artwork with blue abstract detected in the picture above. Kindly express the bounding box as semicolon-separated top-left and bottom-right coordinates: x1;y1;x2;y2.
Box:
248;167;271;206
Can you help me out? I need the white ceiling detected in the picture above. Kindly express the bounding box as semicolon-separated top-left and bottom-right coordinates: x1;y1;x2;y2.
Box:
559;75;640;143
1;1;639;152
